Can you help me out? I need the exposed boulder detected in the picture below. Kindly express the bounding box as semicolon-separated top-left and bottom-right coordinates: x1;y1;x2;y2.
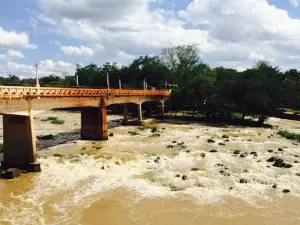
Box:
267;157;292;168
182;175;188;180
233;150;241;155
240;153;248;158
239;179;248;184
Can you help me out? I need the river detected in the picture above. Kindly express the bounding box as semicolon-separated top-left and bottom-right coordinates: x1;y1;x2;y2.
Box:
0;111;300;225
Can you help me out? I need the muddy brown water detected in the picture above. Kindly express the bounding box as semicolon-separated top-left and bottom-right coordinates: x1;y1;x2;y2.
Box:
0;111;300;225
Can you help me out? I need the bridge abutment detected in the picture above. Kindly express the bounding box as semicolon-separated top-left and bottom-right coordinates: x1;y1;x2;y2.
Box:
81;107;108;141
1;114;41;172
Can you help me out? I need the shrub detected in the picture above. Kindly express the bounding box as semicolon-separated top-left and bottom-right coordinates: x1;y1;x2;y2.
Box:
128;131;139;136
150;125;160;133
51;119;65;125
278;130;300;141
0;143;3;153
47;117;58;121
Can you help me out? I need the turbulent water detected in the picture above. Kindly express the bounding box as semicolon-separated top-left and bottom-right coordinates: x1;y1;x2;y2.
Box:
0;112;300;225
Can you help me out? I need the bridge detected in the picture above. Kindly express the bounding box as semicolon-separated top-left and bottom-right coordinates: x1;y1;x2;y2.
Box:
0;86;171;173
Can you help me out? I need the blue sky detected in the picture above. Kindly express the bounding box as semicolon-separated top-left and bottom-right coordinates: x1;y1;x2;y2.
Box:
1;0;300;77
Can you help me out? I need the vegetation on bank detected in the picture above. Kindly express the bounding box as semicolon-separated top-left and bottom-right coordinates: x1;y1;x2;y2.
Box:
37;134;54;140
1;44;300;125
278;130;300;141
45;117;65;125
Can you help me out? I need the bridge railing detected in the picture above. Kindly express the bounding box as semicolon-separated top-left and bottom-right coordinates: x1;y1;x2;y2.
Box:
0;86;171;99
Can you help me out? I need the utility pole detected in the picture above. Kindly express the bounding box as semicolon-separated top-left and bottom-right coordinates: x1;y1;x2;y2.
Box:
119;78;122;90
106;72;110;89
75;74;79;86
35;63;40;98
35;63;40;88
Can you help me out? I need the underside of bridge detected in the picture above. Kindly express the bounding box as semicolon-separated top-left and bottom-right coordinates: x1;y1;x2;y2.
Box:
0;97;166;173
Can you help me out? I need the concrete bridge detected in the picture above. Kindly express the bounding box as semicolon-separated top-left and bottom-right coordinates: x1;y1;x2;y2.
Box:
0;86;171;173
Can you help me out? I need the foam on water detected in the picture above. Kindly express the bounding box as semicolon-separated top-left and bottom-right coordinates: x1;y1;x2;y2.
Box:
1;116;300;224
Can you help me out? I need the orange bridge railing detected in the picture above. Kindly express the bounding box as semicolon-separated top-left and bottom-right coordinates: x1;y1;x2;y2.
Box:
0;86;171;99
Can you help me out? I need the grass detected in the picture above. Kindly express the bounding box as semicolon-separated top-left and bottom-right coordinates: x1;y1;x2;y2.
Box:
278;130;300;141
0;143;3;153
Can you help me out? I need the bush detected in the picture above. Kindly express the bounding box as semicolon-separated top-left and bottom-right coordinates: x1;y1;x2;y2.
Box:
47;117;58;121
0;143;3;153
128;131;139;136
150;125;160;133
51;119;65;125
231;112;244;120
278;130;300;141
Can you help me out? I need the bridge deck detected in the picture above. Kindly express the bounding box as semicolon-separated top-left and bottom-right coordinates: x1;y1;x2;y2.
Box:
0;86;171;99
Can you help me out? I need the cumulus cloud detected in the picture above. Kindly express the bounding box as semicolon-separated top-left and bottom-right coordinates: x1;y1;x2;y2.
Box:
60;45;94;57
39;0;150;22
37;14;56;25
0;60;75;77
8;50;25;58
0;27;37;49
289;0;299;7
36;0;300;69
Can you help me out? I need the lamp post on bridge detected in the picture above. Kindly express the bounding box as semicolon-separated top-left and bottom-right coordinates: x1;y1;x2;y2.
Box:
35;63;40;97
75;73;79;86
119;78;122;90
106;72;110;90
35;63;40;88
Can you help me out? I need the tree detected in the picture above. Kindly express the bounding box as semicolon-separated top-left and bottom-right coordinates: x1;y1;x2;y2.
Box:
161;44;201;85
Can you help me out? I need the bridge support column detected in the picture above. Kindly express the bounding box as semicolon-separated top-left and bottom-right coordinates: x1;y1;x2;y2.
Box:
160;101;165;116
147;102;153;118
81;107;108;141
138;103;143;122
123;104;128;123
1;114;41;172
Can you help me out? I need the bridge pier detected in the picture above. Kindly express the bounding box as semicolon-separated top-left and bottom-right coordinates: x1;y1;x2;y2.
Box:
123;104;128;123
1;114;41;172
160;101;165;116
138;103;143;122
146;102;153;118
81;107;108;141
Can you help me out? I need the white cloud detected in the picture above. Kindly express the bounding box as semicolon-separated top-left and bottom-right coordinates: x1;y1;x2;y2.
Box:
8;50;25;58
289;0;299;7
36;0;300;69
0;60;75;77
0;54;7;60
0;27;37;49
60;45;94;57
37;14;56;25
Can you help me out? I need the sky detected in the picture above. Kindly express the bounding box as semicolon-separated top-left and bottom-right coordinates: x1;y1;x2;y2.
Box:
1;0;300;78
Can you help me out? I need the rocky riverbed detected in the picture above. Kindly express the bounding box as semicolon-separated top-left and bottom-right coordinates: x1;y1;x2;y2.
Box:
0;111;300;225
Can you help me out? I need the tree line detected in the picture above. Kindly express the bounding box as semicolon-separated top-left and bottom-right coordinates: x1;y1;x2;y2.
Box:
1;45;299;124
